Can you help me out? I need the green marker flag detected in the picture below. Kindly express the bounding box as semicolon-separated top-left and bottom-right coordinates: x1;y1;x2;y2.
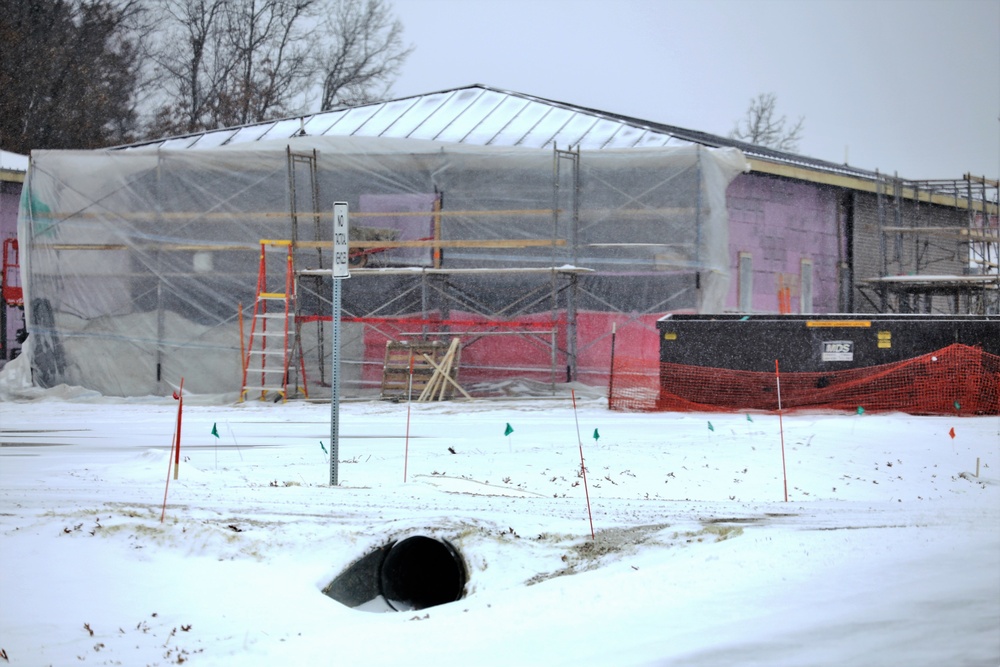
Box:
320;441;328;455
593;428;600;441
746;414;753;423
856;406;865;415
707;421;715;432
954;401;961;411
504;423;514;436
211;423;220;438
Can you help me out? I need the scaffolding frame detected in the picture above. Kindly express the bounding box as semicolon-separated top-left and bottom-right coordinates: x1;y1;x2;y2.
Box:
22;139;735;397
860;173;999;314
292;144;599;393
297;265;593;393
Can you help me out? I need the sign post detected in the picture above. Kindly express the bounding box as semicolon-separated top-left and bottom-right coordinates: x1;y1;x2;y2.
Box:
330;202;350;486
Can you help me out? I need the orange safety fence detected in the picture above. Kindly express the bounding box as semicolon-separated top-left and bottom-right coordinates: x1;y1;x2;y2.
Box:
610;343;1000;416
606;354;661;412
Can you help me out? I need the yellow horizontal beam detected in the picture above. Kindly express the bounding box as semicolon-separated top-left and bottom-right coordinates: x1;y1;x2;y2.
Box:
40;243;253;251
32;206;702;222
881;226;998;242
0;168;26;184
298;239;567;250
33;208;561;222
749;158;999;214
37;239;567;251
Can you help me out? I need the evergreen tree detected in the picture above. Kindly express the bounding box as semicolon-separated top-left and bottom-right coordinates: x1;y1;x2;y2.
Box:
0;1;145;153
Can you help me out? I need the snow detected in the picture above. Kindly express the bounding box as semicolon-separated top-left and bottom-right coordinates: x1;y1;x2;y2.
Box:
1;387;998;666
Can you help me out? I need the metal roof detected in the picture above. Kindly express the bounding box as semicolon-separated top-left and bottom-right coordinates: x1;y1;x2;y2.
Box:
121;83;876;180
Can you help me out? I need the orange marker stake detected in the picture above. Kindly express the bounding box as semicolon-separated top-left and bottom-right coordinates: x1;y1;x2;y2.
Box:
571;389;596;541
775;361;788;503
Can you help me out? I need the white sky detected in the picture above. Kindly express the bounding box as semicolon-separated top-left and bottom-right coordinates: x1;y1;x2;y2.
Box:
389;0;1000;181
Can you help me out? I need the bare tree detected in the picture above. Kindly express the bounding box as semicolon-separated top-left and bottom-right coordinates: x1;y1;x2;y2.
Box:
730;92;804;152
146;0;410;136
148;0;319;134
315;0;413;110
215;0;319;126
147;0;230;135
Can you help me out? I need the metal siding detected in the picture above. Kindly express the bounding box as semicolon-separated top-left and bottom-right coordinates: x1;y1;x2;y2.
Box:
323;105;384;136
154;136;196;150
188;129;238;149
379;92;454;138
133;87;711;155
519;107;576;147
406;88;483;140
549;113;602;149
634;132;674;148
257;118;304;141
433;89;509;143
228;121;280;145
474;96;533;145
487;100;554;146
303;109;349;136
574;118;632;149
460;94;529;145
352;98;423;137
109;85;912;193
600;124;647;148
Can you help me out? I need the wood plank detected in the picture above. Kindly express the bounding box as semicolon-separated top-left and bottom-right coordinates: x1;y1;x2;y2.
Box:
380;341;451;401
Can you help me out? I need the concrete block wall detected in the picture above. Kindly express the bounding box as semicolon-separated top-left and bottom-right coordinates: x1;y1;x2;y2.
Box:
852;191;970;313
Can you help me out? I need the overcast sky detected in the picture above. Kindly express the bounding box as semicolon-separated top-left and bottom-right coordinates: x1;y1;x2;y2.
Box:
388;0;999;181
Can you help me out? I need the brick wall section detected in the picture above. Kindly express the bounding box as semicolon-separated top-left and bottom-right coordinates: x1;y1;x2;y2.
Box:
726;173;842;313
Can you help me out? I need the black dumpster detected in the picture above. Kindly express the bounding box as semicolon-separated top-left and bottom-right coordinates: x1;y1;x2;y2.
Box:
657;314;999;373
651;314;999;414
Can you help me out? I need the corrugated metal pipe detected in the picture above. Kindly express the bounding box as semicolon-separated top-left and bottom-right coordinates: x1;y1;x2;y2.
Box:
323;536;467;612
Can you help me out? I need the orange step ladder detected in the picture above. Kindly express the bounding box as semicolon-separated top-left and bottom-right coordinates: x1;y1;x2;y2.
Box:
2;238;23;307
240;240;308;401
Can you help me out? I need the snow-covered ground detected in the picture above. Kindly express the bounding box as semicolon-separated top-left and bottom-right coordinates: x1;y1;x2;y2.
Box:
1;384;998;666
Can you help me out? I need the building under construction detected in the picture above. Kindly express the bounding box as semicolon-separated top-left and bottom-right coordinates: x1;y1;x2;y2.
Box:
15;85;999;399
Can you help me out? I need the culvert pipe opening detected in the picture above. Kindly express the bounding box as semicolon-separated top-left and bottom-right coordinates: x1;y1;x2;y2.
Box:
323;536;467;612
381;536;466;611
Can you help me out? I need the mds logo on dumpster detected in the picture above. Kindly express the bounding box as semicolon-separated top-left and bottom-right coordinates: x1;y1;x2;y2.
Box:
821;340;854;362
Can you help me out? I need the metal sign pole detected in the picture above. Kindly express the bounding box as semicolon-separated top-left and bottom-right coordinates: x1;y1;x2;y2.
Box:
330;202;350;486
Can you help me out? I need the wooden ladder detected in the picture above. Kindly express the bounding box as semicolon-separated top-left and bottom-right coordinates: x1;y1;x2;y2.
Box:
240;240;308;401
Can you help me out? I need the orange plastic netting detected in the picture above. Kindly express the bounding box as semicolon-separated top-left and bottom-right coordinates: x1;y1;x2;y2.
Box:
609;343;1000;415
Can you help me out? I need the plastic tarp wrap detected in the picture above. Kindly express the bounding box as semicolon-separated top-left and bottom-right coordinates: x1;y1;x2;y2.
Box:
19;136;745;396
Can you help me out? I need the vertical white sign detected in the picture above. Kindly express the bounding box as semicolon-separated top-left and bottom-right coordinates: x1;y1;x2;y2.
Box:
333;201;350;279
330;201;349;486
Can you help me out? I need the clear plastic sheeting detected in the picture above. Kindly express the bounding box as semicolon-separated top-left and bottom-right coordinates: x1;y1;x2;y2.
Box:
19;136;746;397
